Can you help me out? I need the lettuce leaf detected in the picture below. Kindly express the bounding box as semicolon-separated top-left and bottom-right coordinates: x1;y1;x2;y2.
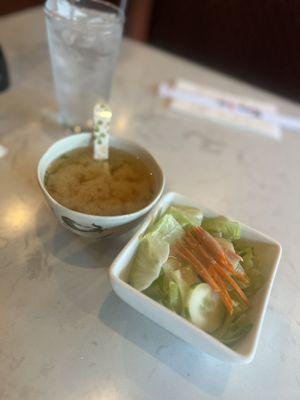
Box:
213;291;252;345
235;245;255;270
143;270;182;314
167;280;182;313
234;242;264;296
145;213;184;244
202;216;241;241
142;270;166;303
163;257;199;303
214;312;252;346
167;205;203;229
129;236;169;291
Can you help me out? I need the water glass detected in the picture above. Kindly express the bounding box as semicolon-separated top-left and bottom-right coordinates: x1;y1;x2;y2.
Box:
45;0;124;130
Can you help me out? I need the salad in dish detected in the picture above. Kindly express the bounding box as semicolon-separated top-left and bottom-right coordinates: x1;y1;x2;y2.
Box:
128;204;264;346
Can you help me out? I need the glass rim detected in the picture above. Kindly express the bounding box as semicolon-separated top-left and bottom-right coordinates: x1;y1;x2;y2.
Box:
44;0;125;24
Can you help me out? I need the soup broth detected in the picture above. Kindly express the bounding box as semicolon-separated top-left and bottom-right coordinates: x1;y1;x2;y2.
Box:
45;146;156;216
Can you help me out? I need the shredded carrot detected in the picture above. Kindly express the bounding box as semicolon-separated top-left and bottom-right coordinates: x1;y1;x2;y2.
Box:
192;227;235;273
234;271;250;285
184;233;241;289
211;268;234;315
173;228;250;313
185;231;217;266
214;264;249;305
192;227;249;284
174;245;220;293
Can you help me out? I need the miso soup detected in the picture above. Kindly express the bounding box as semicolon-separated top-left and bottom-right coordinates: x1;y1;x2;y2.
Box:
45;146;156;216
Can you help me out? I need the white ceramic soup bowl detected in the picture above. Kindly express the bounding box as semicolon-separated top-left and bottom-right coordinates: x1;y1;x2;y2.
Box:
37;133;165;238
110;192;282;363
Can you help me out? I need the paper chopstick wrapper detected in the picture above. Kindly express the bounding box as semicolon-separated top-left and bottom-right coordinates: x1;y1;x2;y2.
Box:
159;80;283;140
93;103;112;160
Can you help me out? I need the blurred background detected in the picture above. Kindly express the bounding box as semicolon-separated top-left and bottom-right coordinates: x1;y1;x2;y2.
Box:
1;0;299;102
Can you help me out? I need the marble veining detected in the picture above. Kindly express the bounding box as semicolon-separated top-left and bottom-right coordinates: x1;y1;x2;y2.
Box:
0;7;300;400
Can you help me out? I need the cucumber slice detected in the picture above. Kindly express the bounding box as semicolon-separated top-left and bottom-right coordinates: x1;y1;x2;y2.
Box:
185;283;225;333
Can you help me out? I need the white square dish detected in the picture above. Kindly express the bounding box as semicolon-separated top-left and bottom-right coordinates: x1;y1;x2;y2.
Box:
109;192;282;363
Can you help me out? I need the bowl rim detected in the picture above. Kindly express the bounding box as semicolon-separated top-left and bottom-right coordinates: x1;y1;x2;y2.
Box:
37;133;165;221
109;191;282;363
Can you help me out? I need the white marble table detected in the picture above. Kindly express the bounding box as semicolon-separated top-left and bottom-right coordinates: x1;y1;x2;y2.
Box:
1;7;300;400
